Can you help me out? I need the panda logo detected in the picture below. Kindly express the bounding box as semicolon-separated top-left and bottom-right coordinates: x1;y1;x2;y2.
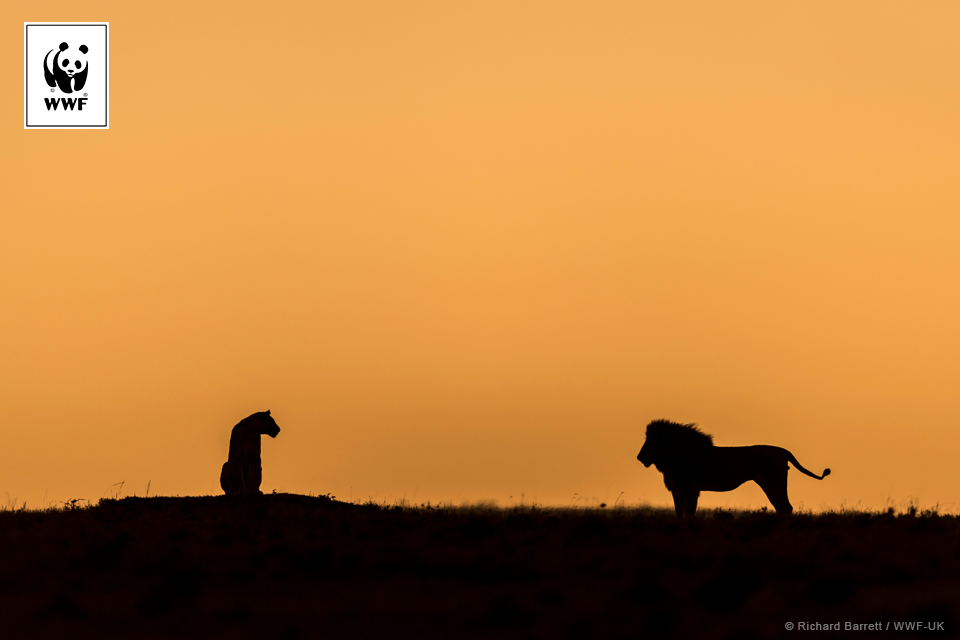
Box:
43;42;89;94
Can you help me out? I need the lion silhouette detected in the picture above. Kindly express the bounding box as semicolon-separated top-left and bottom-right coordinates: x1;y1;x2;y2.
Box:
637;419;830;519
220;410;281;495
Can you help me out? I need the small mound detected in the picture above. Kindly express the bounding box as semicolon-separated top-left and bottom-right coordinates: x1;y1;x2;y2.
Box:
94;493;365;517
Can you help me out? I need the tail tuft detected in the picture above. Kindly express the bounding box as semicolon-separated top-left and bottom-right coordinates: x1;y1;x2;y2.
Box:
822;468;831;479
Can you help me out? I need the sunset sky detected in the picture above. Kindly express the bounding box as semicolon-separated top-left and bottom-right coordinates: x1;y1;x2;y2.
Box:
3;1;960;511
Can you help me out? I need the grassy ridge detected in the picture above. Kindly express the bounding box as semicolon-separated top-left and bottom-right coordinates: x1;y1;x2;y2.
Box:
0;494;956;638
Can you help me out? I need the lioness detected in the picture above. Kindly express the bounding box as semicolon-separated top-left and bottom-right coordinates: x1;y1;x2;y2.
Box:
220;410;280;495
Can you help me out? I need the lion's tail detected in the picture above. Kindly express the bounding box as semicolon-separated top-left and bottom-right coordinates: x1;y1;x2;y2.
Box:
787;452;831;480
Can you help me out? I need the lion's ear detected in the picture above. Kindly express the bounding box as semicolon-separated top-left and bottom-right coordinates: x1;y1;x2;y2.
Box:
265;410;271;415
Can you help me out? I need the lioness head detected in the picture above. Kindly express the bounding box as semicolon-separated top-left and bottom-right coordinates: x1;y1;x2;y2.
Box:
259;410;281;438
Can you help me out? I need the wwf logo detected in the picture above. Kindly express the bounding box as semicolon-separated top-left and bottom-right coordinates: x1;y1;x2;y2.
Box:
24;22;109;129
44;42;89;94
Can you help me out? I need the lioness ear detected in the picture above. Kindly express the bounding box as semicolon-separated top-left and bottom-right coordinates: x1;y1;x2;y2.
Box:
265;410;271;415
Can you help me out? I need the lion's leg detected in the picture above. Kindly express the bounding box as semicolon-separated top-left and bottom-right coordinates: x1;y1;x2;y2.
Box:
672;491;687;519
757;471;793;515
685;491;700;518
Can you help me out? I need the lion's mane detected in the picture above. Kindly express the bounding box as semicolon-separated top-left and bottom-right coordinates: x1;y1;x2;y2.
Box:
645;419;713;450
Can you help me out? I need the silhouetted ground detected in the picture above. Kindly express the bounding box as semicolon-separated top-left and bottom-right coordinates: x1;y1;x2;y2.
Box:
0;494;956;639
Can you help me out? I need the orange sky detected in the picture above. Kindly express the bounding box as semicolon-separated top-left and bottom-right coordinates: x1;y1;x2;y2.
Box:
3;1;960;511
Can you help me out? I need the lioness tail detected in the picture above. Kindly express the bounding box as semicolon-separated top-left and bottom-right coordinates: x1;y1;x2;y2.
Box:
788;453;831;480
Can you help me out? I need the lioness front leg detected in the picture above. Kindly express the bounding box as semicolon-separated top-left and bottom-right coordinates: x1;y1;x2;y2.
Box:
251;462;263;495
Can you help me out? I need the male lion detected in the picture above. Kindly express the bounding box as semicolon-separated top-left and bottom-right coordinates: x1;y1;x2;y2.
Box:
637;419;830;519
220;410;281;496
